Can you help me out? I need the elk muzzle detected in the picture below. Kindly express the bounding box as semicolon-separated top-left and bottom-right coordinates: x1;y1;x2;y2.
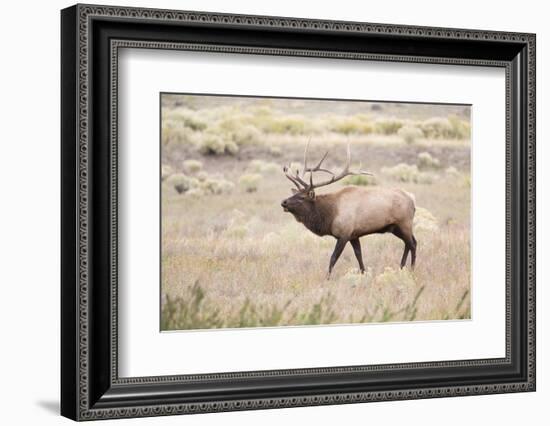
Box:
281;199;289;212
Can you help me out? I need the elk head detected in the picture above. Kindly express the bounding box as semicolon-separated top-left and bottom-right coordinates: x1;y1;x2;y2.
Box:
280;140;373;216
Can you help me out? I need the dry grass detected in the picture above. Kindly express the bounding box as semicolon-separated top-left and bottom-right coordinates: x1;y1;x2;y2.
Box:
160;96;471;330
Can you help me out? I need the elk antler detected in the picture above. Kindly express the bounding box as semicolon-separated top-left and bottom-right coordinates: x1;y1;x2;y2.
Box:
283;165;309;190
284;141;373;191
302;139;333;178
305;143;373;190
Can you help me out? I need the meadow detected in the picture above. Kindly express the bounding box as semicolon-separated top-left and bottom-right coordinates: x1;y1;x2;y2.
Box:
160;95;471;330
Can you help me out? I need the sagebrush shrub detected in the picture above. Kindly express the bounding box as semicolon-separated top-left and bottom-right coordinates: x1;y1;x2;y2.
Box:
238;173;263;192
381;163;434;184
398;125;424;144
417;152;440;170
247;159;280;175
374;117;403;135
161;164;174;181
343;174;377;186
182;159;203;174
166;173;192;194
414;207;439;233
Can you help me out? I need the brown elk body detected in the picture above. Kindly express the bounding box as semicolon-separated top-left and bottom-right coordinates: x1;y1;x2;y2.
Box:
281;143;417;279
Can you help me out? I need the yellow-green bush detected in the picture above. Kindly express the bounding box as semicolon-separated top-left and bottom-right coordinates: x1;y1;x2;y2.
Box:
445;166;460;177
339;268;373;287
247;159;280;175
185;188;204;198
161;123;197;146
329;115;373;135
161;282;338;330
198;133;239;156
421;116;470;140
231;124;263;146
166;173;194;194
164;108;207;131
201;178;235;195
261;115;310;135
448;115;471;139
414;207;439;233
343;174;377;186
417;152;440;170
161;164;174;181
381;163;435;184
420;117;452;138
375;267;416;289
398;125;424;144
182;159;203;174
238;173;263;192
382;163;415;182
374;117;404;135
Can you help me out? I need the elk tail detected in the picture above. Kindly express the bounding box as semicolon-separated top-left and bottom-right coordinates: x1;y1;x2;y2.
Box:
405;191;416;212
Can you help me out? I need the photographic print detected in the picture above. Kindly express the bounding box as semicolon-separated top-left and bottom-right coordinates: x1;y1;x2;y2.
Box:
160;94;472;331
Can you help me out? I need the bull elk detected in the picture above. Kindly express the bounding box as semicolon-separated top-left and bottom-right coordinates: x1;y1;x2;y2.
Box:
281;142;417;279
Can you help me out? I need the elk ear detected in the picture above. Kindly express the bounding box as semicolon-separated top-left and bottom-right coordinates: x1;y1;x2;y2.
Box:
307;189;316;200
291;188;299;194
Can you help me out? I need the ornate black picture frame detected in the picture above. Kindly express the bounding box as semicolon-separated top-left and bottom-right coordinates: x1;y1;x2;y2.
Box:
61;4;536;421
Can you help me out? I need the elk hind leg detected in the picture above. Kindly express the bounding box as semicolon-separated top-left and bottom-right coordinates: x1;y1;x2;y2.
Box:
350;238;366;273
392;226;414;269
410;234;417;268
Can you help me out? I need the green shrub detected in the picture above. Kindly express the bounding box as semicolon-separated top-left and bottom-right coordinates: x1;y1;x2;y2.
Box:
374;117;403;135
381;163;418;182
381;163;434;184
420;116;469;139
448;115;471;139
261;115;310;135
417;152;440;170
185;188;204;198
398;125;424;144
231;124;262;146
247;159;280;175
414;207;439;233
165;108;207;131
166;173;193;194
343;174;377;186
201;178;235;195
161;164;174;181
182;159;203;174
239;173;263;192
198;133;239;156
414;172;435;184
376;267;416;288
339;268;373;287
161;124;197;146
161;282;338;330
225;140;239;155
196;171;208;182
329;115;373;135
445;166;460;177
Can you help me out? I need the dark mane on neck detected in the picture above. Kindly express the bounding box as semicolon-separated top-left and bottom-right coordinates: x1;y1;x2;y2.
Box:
293;194;336;236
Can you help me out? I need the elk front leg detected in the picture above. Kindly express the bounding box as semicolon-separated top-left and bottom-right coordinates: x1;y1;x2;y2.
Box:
327;238;348;280
350;238;365;273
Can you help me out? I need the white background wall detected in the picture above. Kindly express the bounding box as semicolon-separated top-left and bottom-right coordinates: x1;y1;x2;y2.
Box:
0;0;546;424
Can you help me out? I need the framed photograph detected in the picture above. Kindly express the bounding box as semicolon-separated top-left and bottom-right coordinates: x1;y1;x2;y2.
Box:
61;4;536;421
